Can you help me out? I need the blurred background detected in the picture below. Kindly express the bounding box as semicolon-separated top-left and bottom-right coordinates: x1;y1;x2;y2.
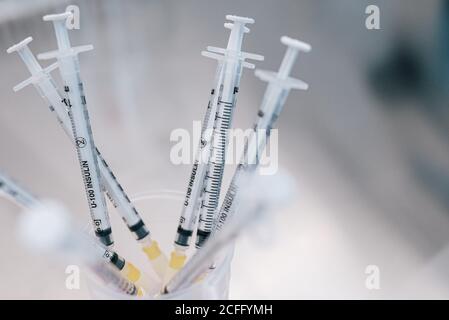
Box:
1;0;449;299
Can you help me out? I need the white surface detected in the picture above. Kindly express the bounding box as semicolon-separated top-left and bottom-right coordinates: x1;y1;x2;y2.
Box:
1;0;449;299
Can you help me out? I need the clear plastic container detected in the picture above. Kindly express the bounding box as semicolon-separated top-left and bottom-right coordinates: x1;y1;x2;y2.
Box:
86;190;233;299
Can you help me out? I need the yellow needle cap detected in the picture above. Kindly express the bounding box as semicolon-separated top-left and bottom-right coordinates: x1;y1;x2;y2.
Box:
142;240;162;260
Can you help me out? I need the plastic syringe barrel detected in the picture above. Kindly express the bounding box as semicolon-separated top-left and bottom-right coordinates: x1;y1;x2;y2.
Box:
63;76;113;245
43;15;112;246
195;60;244;248
174;61;225;248
212;36;310;232
195;15;262;248
7;38;150;241
53;89;149;240
212;91;287;232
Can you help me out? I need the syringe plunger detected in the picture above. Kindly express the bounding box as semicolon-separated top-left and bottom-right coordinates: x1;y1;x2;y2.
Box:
255;36;311;90
6;37;59;93
202;14;264;67
7;37;40;73
224;15;254;51
38;12;93;62
43;12;73;51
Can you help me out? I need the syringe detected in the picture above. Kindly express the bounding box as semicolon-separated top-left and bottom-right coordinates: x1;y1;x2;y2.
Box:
33;12;112;247
196;15;264;249
18;201;144;297
167;62;226;280
166;16;263;280
7;38;150;241
8;36;167;275
95;242;156;294
214;36;310;232
0;170;155;293
164;172;294;294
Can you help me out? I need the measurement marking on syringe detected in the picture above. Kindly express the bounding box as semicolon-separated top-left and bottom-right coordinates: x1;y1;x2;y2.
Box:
213;36;310;232
218;100;233;105
8;34;159;251
40;13;113;245
195;16;264;248
171;15;264;255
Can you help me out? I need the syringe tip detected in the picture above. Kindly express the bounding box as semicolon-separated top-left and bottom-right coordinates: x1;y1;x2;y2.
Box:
226;15;254;25
7;37;33;54
281;36;311;52
43;12;72;22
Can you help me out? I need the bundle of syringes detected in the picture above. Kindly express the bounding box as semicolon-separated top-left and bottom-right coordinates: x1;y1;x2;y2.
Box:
1;9;310;298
